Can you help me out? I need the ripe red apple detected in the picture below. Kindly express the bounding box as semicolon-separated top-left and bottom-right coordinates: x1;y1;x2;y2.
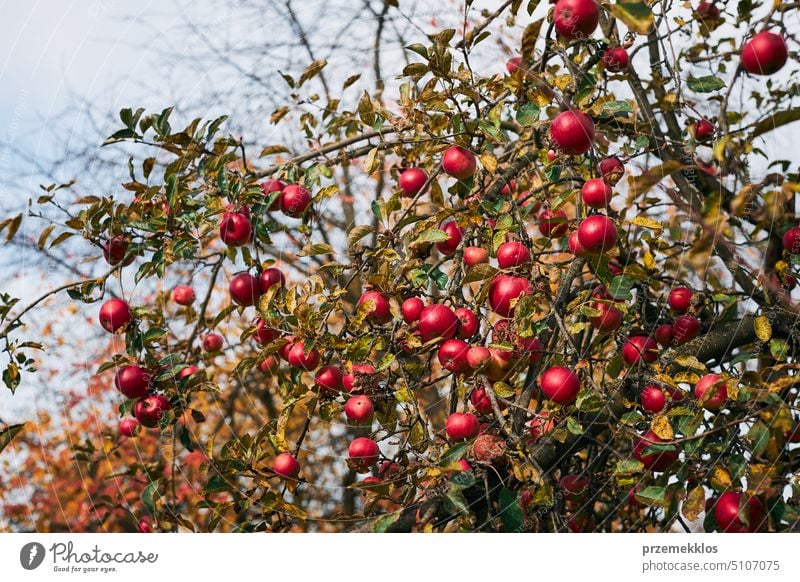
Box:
519;336;544;363
633;430;678;472
287;341;321;371
506;56;522;74
464;246;489;266
454;307;479;339
538;209;569;238
134;394;171;428
418;304;459;342
499;179;517;197
654;323;673;347
344;395;374;425
553;0;599;40
401;297;425;324
668;287;692;312
622;335;659;365
435;221;463;256
672;314;700;344
115;365;151;399
172;285;196;306
602;47;629;72
445;412;480;441
496;241;531;268
641;385;666;413
568;231;590;256
178;365;200;380
599;157;625;184
469;387;496;415
261;178;285;210
581;178;613;208
540;366;581;404
442;146;477;180
577;215;618;254
550;110;595;155
399;168;428;197
695;1;720;21
273;453;301;480
358;290;392;324
694;373;728;410
203;333;224;352
348;437;380;469
219;212;252;247
229;272;262;306
259;267;286;293
254;318;279;345
528;411;554;441
119;418;138;438
488;274;532;317
467;346;491;370
782;226;800;254
137;516;153;533
315;365;343;394
278;336;295;361
559;474;590;500
437;338;470;374
740;31;788;76
691;119;714;142
103;236;131;266
258;356;278;375
99;298;132;333
486;347;516;382
588;302;623;334
343;364;378;392
714;491;765;533
279;184;312;217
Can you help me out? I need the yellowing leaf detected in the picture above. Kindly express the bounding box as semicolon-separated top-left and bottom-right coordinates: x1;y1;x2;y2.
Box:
650;414;674;440
682;486;705;522
674;356;707;372
754;315;772;342
627;161;687;196
609;2;655;35
479;152;497;174
710;465;731;491
629;215;663;234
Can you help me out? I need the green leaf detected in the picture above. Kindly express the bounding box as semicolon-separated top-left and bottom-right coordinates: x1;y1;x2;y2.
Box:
747;422;770;456
609;2;654;34
566;417;584;435
413;228;450;245
348;225;373;247
140;479;159;514
608;275;635;300
498;487;524;532
614;459;644;476
635;485;666;506
601;100;633;114
516;103;540;126
0;423;26;455
687;75;726;93
373;513;401;532
441;442;469;463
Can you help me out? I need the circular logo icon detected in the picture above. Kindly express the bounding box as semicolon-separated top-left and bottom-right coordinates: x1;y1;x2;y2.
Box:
20;542;46;570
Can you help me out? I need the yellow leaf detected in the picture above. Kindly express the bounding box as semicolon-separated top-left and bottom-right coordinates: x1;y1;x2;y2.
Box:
754;315;772;342
629;215;663;234
479;152;497;174
710;466;731;491
627;161;687;196
674;356;707;372
683;486;705;521
650;414;674;440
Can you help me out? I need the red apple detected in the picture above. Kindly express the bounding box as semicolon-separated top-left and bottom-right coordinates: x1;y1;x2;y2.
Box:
538;209;569;238
568;231;590;256
437;338;470;374
358;290;392;324
273;453;301;480
782;226;800;254
714;491;765;533
259;267;286;294
279;184;312;217
178;365;200;380
258;356;278;375
172;285;196;306
519;336;544;363
588;302;623;334
119;418;138;438
602;47;629;72
344;395;374;425
349;437;380;469
418;304;459;342
488;274;532;317
528;411;555;441
641;385;666;413
254;318;279;345
497;241;531;268
261;178;285;210
560;474;590;500
219;212;252;247
486;348;516;382
740;31;788;76
672;314;700;344
203;333;224;352
540;366;581;404
499;179;517;197
435;221;463;256
402;297;425;324
467;346;491;370
654;323;673;347
550;110;595;155
134;394;171;428
694;373;728;410
315;365;343;394
691;119;714;142
343;364;378;392
445;412;480;441
99;298;132;333
633;430;678;472
103;236;131;266
599;157;625;185
229;272;262;306
668;287;692;312
581;178;613;208
287;341;321;371
470;387;496;415
464;246;489;266
399;168;428;197
454;307;479;339
506;56;522;74
695;2;720;21
577;215;617;254
137;516;153;533
553;0;599;40
621;335;659;365
115;365;151;399
442;146;477;180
